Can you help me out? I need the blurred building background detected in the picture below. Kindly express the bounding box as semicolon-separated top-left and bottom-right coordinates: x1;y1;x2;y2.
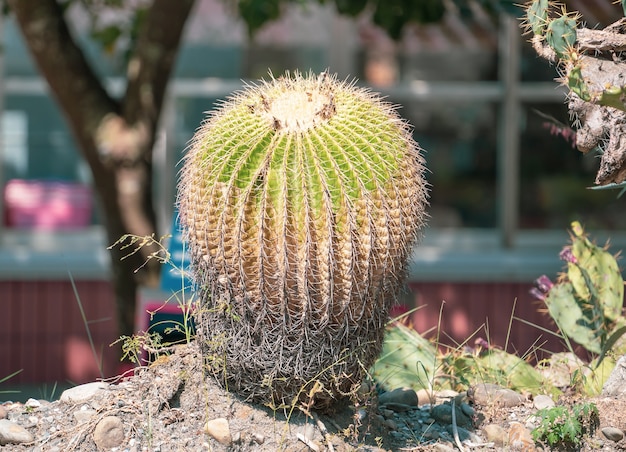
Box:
1;0;625;396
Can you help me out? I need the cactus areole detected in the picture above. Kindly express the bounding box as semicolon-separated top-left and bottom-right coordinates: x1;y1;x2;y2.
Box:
177;71;428;408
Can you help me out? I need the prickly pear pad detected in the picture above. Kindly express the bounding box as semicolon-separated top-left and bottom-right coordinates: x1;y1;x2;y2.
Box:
177;71;428;408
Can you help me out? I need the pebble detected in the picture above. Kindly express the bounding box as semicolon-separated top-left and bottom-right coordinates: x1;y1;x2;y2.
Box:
468;383;525;407
60;382;109;404
416;388;435;406
482;423;508;446
379;388;418;408
204;418;232;445
437;389;459;400
460;402;475;418
533;394;555;410
73;408;97;423
602;426;624;442
508;421;536;451
25;398;42;409
0;418;34;445
445;423;471;440
383;418;397;430
252;432;264;444
93;415;125;449
0;341;622;452
431;403;472;428
383;402;413;412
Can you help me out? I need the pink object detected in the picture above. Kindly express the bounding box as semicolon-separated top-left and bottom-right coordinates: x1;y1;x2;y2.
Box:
4;179;93;229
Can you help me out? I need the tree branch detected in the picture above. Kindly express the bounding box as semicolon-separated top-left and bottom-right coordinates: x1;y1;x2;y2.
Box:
123;0;195;128
7;0;118;150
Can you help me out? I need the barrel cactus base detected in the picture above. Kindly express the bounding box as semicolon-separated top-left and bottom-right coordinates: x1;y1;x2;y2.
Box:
197;300;387;409
178;71;428;410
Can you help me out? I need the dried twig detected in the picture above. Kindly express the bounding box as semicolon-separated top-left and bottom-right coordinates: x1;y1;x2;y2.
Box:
297;433;320;451
312;412;335;452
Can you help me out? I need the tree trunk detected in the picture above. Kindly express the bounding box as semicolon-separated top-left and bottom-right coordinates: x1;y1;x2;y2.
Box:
8;0;195;341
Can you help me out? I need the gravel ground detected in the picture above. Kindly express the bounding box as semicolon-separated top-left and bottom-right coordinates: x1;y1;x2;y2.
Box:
2;342;626;451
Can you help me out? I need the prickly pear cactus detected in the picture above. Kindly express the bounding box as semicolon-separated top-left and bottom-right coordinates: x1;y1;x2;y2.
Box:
177;71;428;408
371;324;546;394
371;323;437;392
525;1;626;184
532;222;624;355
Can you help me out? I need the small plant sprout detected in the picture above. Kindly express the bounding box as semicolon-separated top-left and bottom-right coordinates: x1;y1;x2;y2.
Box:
532;402;599;449
109;233;197;366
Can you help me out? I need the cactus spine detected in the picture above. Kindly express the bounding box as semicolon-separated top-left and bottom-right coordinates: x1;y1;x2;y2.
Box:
177;71;428;408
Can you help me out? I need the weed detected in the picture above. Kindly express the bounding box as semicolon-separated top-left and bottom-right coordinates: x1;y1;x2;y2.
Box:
69;270;105;380
109;233;197;366
0;369;23;394
532;402;599;450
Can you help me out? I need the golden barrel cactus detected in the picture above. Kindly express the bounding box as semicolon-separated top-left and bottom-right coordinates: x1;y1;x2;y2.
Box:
178;71;428;407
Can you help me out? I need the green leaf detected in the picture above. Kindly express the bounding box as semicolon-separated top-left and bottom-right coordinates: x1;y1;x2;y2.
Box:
622;0;626;18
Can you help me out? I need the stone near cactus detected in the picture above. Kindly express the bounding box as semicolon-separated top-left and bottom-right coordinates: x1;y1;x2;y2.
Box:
177;71;428;408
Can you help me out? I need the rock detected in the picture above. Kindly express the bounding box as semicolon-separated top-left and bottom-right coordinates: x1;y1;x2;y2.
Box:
460;402;475;418
445;424;472;441
602;426;624;442
93;416;125;449
357;382;371;396
25;398;41;409
383;402;413;412
430;403;472;428
508;422;537;451
468;383;525;407
383;418;397;430
378;388;418;408
482;423;508;446
251;432;264;444
60;382;109;404
540;352;586;388
603;355;626;397
436;389;459;400
73;408;97;423
204;418;232;445
533;394;555;410
416;388;435;406
0;406;7;420
0;419;34;445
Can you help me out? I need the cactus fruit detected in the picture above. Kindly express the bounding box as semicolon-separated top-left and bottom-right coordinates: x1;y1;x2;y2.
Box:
532;222;624;355
177;71;428;408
